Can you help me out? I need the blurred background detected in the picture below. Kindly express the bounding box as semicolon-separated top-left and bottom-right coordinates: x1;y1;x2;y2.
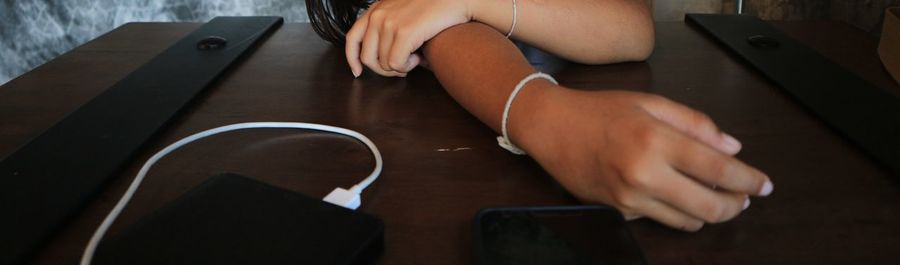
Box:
0;0;308;85
0;0;897;85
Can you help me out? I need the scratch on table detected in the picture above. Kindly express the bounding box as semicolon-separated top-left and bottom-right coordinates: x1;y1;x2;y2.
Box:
435;147;473;152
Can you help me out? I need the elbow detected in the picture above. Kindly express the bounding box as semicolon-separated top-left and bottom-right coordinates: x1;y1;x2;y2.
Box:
621;23;655;62
579;1;656;64
576;28;654;65
615;0;655;62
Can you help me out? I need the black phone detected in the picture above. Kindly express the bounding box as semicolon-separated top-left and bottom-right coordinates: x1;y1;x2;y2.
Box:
474;205;647;265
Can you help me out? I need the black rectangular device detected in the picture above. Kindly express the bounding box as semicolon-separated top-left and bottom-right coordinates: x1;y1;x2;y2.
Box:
474;206;647;265
687;14;900;175
90;173;384;265
0;17;284;264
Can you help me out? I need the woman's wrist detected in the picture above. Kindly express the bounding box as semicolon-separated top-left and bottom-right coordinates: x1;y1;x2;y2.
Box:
505;80;562;154
464;0;515;36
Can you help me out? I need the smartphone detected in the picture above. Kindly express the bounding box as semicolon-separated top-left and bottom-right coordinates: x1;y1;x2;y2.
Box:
474;205;647;265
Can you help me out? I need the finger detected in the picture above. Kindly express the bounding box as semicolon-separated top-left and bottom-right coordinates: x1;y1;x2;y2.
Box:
359;14;381;73
650;166;750;223
668;132;773;197
643;96;742;155
378;20;396;71
399;53;421;73
387;29;419;72
359;18;402;77
345;10;369;77
632;198;705;232
416;53;431;70
622;212;643;220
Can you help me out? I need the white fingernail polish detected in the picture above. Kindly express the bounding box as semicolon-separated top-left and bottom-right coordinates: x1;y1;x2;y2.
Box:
759;181;774;196
743;198;751;210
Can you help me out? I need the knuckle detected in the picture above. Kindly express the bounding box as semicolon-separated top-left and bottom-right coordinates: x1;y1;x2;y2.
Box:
382;18;396;30
632;124;665;150
682;220;704;232
344;42;356;54
620;166;652;190
699;201;727;223
388;57;407;71
360;53;375;64
690;111;713;126
369;9;385;21
610;191;640;209
361;57;379;70
707;158;733;184
612;147;657;190
379;58;391;70
360;46;374;59
345;29;361;43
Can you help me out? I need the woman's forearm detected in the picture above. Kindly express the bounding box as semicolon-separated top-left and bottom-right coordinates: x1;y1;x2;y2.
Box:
422;22;554;142
467;0;655;64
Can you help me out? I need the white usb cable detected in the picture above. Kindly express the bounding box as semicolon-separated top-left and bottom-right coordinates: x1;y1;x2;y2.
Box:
79;122;383;265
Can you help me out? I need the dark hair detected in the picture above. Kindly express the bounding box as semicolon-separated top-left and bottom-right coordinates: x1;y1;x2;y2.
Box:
306;0;371;45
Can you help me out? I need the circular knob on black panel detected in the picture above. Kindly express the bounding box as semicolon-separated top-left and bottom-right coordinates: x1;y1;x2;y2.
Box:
197;36;228;51
747;35;780;49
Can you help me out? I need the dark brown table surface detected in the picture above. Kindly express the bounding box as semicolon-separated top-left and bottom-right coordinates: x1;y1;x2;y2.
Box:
2;20;899;265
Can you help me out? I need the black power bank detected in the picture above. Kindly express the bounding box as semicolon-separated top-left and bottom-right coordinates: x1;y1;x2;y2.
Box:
90;173;383;265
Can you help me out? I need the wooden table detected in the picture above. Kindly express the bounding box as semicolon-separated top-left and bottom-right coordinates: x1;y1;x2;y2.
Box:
1;20;898;265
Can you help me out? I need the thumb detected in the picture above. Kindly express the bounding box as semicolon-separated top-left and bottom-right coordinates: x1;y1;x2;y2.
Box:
414;53;431;71
403;53;422;72
642;96;742;155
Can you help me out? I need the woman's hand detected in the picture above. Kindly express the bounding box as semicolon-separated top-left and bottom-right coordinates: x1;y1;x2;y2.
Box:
511;85;774;231
345;0;472;77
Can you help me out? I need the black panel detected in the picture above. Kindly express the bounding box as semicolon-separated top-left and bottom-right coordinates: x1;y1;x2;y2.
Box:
0;16;283;265
687;14;900;175
92;173;384;265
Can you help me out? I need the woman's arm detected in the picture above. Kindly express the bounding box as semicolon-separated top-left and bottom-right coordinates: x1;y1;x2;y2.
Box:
344;0;653;77
471;0;655;63
423;23;773;231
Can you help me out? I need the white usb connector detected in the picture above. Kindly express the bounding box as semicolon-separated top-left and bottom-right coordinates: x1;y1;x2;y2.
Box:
323;188;362;210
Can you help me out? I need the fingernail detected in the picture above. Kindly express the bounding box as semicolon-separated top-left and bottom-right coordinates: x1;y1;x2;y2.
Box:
743;197;751;210
352;68;361;78
722;133;742;153
759;180;774;196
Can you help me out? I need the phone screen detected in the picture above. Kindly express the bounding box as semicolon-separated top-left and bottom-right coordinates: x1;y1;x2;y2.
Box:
476;206;647;265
